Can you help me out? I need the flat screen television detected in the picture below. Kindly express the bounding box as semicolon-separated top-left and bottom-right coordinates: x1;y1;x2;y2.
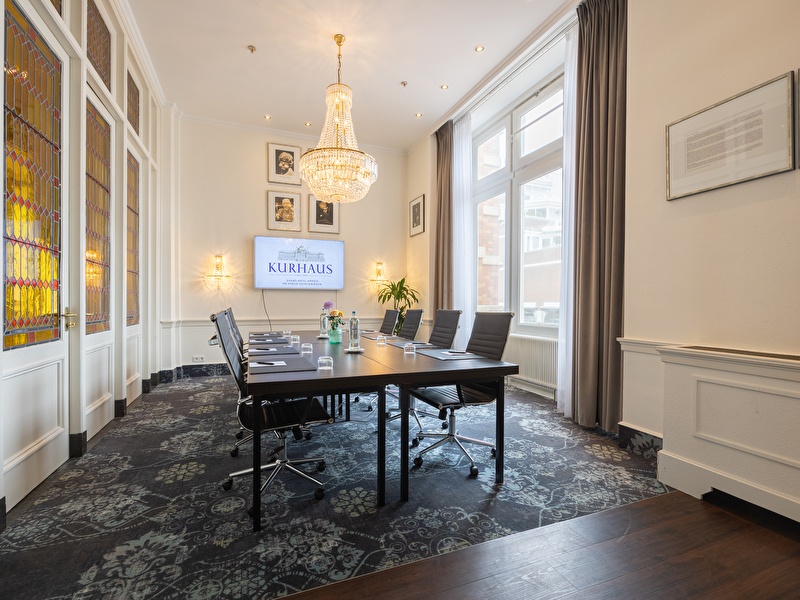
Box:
253;236;345;290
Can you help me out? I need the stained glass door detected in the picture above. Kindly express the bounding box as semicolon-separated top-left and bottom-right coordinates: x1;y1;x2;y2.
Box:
3;0;71;508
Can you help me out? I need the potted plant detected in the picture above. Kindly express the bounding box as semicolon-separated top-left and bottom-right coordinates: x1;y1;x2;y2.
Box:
376;277;420;335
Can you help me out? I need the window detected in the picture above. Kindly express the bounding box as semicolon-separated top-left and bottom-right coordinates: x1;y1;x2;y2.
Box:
3;1;63;349
471;73;565;334
126;151;140;326
85;100;111;334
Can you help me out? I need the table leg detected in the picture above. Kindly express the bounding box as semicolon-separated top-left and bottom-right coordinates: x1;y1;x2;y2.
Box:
400;385;409;501
252;397;262;531
377;387;386;507
495;379;504;484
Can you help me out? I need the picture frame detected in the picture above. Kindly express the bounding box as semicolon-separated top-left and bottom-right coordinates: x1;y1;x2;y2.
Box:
666;72;795;200
308;195;339;234
267;191;301;231
409;194;425;237
267;143;302;185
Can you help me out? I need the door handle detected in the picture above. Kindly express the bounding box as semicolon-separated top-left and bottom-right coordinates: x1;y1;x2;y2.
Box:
60;308;78;329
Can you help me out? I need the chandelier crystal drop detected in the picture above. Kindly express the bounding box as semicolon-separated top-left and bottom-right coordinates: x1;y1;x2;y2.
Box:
298;34;378;204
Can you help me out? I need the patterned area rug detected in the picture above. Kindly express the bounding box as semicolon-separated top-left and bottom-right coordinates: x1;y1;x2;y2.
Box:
0;376;668;599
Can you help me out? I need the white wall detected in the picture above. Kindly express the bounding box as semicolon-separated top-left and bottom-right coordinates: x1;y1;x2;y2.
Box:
405;135;436;330
623;0;800;434
176;119;408;365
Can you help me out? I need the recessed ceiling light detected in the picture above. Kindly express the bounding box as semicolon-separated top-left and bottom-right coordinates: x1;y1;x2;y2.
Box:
263;114;272;120
304;122;312;127
415;113;423;118
440;84;449;90
474;44;485;53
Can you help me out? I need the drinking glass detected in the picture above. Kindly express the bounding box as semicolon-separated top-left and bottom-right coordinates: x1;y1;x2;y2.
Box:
403;343;416;355
376;336;387;347
317;355;333;370
300;343;313;356
282;329;291;338
290;335;300;346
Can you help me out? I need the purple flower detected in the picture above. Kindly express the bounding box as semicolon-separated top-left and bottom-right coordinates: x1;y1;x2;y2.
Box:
323;301;334;310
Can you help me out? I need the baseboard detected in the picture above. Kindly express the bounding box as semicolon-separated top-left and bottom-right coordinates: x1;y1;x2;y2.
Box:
659;450;800;523
69;431;87;458
618;423;662;462
182;363;229;378
115;398;127;418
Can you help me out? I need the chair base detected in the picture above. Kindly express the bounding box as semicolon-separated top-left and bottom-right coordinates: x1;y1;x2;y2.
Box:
413;409;495;476
223;433;326;500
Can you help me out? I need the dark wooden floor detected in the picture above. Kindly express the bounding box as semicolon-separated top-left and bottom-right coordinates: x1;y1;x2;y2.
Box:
286;491;800;599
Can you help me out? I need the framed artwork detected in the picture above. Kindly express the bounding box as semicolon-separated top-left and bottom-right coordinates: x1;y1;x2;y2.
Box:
666;72;794;200
267;143;301;185
267;191;301;231
409;194;425;236
308;195;339;234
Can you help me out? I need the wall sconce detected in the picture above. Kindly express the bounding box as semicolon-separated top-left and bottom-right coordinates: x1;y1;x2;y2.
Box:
205;254;233;291
369;261;387;291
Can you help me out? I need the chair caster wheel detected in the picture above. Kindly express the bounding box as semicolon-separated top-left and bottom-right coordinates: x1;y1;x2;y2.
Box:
441;422;448;430
490;448;497;457
248;506;256;518
235;430;244;440
314;488;325;500
230;447;239;457
469;466;479;477
222;478;233;491
304;431;313;440
353;396;360;403
411;437;419;447
366;405;373;411
317;461;326;472
413;456;423;468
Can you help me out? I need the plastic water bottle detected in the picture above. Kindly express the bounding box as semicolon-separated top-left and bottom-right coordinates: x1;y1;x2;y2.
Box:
348;310;360;350
319;306;329;336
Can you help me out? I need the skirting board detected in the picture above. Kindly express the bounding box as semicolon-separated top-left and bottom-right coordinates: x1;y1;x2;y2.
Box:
659;450;800;523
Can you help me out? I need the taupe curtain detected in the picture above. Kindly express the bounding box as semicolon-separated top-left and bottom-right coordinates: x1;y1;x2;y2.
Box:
434;120;454;311
573;0;627;432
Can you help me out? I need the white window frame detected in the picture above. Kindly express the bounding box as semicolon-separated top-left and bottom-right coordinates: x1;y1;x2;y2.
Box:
470;71;565;338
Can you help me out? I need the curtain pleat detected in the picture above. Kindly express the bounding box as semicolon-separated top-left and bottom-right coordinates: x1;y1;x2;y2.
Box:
573;0;627;432
434;121;454;311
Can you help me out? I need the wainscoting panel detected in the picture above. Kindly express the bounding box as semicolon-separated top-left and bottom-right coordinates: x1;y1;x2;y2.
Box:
85;343;114;440
125;331;142;403
658;345;800;522
2;359;68;508
504;334;558;396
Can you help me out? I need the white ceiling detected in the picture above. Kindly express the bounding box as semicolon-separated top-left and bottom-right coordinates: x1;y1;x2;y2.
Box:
125;0;574;151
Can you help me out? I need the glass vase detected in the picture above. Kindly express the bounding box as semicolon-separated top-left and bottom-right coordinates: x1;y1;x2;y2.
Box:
328;326;342;344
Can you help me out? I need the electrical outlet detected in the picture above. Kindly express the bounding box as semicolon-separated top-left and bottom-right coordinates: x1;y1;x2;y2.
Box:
192;355;205;363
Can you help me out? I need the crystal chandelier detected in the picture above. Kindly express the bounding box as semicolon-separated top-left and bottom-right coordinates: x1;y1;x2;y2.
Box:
299;34;378;204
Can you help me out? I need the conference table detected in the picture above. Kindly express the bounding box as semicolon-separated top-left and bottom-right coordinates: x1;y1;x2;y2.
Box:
245;330;519;532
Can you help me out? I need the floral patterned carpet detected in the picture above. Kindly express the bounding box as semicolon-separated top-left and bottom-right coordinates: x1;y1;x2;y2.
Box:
0;376;668;599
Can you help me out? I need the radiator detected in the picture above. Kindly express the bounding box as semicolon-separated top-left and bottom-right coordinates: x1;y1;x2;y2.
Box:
504;334;558;391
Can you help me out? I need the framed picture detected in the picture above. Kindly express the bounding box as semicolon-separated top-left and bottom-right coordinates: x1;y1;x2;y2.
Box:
666;72;795;200
267;143;301;185
409;194;425;236
308;195;339;234
267;191;301;231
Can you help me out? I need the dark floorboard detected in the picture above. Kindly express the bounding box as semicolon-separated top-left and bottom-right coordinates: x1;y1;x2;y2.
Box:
285;490;800;599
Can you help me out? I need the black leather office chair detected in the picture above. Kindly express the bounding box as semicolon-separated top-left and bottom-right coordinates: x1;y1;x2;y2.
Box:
410;312;513;477
386;309;462;426
396;308;424;339
378;309;400;335
425;309;462;349
212;310;332;501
